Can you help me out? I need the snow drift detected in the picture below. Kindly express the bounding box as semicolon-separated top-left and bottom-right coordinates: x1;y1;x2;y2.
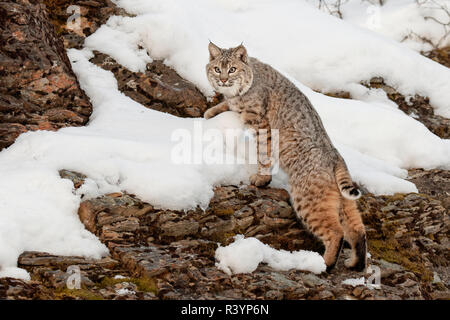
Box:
215;235;326;275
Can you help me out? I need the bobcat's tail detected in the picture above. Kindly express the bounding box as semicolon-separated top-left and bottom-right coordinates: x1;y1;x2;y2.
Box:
335;161;361;200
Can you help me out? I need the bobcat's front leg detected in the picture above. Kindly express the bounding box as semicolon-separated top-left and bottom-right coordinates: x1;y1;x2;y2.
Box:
204;101;230;119
250;121;272;187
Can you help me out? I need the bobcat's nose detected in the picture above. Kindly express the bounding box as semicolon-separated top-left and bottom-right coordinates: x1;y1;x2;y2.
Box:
220;79;227;84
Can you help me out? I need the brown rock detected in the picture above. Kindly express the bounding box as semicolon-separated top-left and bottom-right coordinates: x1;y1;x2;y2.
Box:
202;218;237;240
365;77;449;139
0;0;93;151
42;171;450;300
408;169;450;208
0;278;53;300
90;53;208;118
236;216;254;230
262;215;292;229
114;246;190;278
424;46;450;69
78;201;97;233
160;220;200;238
18;251;119;270
42;0;131;49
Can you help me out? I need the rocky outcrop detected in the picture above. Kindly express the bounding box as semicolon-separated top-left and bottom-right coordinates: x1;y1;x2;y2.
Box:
408;169;450;209
0;0;93;150
44;0;208;117
1;170;445;300
90;53;208;118
425;46;450;68
0;0;208;151
0;277;53;300
323;76;450;140
42;0;131;50
366;77;449;139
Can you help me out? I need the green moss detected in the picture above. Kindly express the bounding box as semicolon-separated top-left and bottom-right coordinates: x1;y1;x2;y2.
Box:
55;288;104;300
213;207;235;216
368;239;433;283
99;276;157;294
360;193;434;284
384;193;406;203
209;231;237;245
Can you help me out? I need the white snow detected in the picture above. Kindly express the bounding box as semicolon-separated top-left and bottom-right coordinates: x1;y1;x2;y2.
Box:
0;0;449;280
342;277;381;290
0;164;109;280
342;277;366;287
215;235;326;275
84;16;152;73
0;48;255;280
0;267;31;281
307;0;450;52
116;288;135;295
111;0;450;117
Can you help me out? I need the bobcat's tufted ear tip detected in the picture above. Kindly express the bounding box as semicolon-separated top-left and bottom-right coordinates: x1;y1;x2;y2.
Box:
234;43;248;64
208;41;221;61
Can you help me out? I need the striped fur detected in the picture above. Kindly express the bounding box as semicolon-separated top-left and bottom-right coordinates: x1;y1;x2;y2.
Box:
335;161;361;200
205;43;367;272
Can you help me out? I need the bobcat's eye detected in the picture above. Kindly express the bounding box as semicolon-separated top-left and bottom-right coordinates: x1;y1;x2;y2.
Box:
229;67;236;73
214;67;221;73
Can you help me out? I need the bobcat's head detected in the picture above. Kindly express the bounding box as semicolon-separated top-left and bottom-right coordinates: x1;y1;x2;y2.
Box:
206;42;253;98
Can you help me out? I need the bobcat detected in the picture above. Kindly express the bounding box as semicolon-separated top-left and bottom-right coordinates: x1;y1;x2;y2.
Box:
204;42;366;272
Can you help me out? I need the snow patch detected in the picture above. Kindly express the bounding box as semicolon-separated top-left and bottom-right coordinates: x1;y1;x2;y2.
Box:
215;235;326;275
116;288;135;295
342;277;381;290
0;267;31;281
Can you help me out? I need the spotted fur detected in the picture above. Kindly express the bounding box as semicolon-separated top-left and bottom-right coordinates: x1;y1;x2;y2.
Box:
205;42;367;272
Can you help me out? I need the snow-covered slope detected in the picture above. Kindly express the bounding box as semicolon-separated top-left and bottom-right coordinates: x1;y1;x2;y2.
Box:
0;49;254;279
307;0;450;52
0;0;449;279
108;0;450;117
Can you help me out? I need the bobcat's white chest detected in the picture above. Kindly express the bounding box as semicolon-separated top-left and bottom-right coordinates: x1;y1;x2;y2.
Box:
217;80;252;99
217;84;241;98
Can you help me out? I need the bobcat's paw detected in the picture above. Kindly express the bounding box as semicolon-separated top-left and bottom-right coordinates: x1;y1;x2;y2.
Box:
344;257;366;272
204;108;216;120
344;258;356;269
250;174;272;187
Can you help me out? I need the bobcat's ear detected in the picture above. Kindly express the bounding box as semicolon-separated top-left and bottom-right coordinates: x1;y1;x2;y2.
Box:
233;44;248;64
208;42;222;61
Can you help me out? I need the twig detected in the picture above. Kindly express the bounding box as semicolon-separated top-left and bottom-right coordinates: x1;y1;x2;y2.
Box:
415;0;450;49
317;0;347;19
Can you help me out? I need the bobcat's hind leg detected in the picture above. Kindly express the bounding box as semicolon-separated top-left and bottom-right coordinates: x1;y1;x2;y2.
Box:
293;185;344;272
340;198;367;271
